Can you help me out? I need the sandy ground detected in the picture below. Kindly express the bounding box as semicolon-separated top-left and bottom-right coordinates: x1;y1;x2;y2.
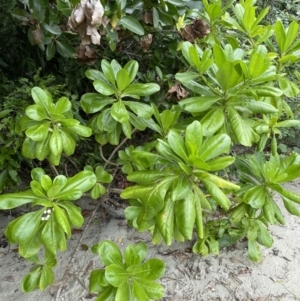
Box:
1;182;300;301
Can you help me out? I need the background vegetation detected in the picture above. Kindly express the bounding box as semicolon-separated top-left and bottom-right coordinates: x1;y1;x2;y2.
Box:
0;0;300;299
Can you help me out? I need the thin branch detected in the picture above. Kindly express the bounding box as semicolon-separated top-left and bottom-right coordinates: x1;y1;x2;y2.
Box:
54;164;121;300
104;130;136;169
49;163;59;176
99;146;119;167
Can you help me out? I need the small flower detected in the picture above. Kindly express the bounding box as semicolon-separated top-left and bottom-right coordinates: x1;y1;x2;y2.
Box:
41;217;45;221
44;210;48;214
47;209;52;214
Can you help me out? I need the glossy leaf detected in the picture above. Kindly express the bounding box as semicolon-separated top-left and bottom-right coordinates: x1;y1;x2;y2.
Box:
119;16;145;35
175;193;195;239
0;190;39;209
111;99;130;123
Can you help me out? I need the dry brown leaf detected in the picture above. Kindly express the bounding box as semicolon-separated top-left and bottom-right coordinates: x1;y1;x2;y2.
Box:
142;10;153;25
167;82;189;100
68;0;104;46
140;34;153;52
180;19;210;42
77;44;98;65
32;28;43;44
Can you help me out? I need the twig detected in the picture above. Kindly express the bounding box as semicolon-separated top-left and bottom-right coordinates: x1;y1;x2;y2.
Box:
49;163;59;176
54;192;109;301
65;156;81;172
99;146;119;167
104;130;136;169
54;135;132;300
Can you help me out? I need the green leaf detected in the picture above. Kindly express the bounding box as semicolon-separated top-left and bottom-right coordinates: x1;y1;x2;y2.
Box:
202;179;231;210
58;202;84;227
124;61;138;83
49;127;63;156
36;133;51;160
274;20;286;54
156;197;175;246
7;209;43;245
243;6;255;31
53;204;71;238
227;106;259;146
90;183;106;199
270;184;300;204
19;235;42;259
95;165;113;183
140;259;165;280
59;129;76;156
41;214;62;254
127;171;171;185
200;133;231;161
206;156;235;171
55;40;76;58
248;240;261;262
167;130;189;162
244;101;278;114
170;175;191;202
31;87;52;113
194;188;203;238
40;175;52;194
179;96;222;113
121;83;160;97
132;278;165;300
22;137;37;159
26;104;49;121
249;53;270;79
111;99;130;123
0;190;39;209
21;266;42;292
46;41;55;61
244;185;266;208
101;59;116;86
116;69;130;91
92;241;123;266
115;281;134;301
200;107;225;136
284;21;299;52
216;61;243;90
256;221;273;248
185;120;203;157
279;78;300;97
26;122;51;141
124;101;153;119
55;97;72;114
175;193;195;239
119;16;145;35
106;265;129;287
70;124;92;137
94;80;117;96
81;93;116;113
283;197;300;217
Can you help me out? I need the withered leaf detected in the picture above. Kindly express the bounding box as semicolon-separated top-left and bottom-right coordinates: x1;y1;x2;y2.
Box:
180;19;210;42
167;82;189;100
142;10;153;25
140;34;153;52
32;28;43;44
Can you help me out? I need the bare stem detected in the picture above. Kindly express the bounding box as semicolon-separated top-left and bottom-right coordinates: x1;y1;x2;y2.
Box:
99;146;119;167
104;129;136;169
